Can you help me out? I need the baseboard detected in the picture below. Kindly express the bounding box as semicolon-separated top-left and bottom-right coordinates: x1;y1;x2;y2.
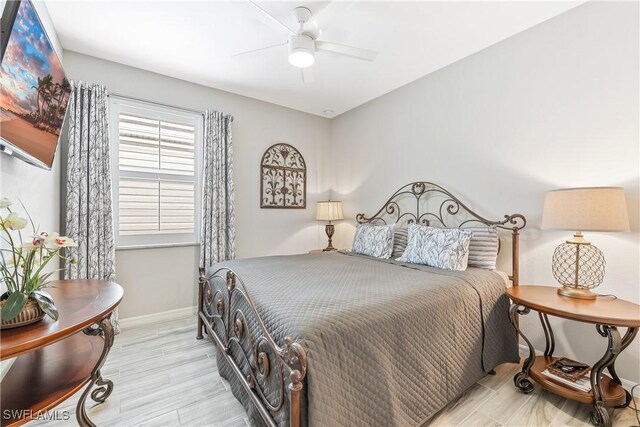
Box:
518;344;640;397
621;378;640;398
519;344;543;357
119;306;196;329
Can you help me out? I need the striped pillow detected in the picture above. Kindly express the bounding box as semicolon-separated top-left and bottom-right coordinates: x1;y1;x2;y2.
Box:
392;227;408;258
467;226;499;270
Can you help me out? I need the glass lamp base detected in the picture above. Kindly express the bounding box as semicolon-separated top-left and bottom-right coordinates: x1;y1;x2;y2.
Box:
557;286;597;300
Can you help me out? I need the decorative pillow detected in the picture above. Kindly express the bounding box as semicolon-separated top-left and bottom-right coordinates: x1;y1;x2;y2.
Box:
467;226;499;270
351;223;396;259
397;224;473;271
391;227;408;259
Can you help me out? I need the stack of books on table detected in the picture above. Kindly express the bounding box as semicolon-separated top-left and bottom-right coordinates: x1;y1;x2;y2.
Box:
542;358;592;393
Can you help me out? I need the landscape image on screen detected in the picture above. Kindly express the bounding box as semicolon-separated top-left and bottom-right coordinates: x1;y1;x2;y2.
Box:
0;0;70;167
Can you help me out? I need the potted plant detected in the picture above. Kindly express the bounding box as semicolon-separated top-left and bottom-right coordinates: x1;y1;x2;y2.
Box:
0;197;75;329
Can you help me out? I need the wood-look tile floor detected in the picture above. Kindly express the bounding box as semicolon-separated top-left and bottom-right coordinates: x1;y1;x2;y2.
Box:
28;315;640;427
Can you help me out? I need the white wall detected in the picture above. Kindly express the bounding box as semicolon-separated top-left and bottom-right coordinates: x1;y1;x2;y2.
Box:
329;2;639;383
61;51;331;319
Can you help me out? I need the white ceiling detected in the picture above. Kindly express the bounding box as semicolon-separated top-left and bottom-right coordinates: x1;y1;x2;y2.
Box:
45;1;582;117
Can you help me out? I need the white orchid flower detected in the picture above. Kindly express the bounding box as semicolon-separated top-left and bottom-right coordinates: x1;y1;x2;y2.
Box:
53;236;77;248
0;197;11;209
20;240;42;250
45;232;60;244
3;212;28;230
45;231;60;243
33;231;60;245
32;232;48;241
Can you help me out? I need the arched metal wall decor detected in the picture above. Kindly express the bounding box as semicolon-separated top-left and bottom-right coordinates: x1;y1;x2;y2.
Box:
260;143;307;209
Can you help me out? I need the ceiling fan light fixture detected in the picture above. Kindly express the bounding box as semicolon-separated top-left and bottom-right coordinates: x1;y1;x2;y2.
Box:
289;49;314;68
288;34;315;68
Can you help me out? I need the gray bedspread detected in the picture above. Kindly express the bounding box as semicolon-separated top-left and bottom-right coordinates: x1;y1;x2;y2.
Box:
208;252;519;427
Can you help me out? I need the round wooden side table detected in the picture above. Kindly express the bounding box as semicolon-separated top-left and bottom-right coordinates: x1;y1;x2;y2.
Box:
506;285;640;427
0;280;123;427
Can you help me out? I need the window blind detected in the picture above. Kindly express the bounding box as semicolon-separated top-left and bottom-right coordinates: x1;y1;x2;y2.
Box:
117;112;197;237
118;179;195;235
118;113;195;176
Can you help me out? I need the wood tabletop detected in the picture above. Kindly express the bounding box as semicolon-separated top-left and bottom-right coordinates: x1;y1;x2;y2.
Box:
0;280;123;360
507;285;640;328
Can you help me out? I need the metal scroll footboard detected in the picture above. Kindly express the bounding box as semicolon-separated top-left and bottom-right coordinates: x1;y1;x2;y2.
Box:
197;267;307;427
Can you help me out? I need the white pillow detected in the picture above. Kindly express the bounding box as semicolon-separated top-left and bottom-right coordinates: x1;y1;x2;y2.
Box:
397;224;473;271
351;223;396;259
466;226;499;270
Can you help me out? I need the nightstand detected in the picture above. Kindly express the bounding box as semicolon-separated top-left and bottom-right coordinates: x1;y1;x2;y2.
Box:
506;285;640;427
309;249;338;254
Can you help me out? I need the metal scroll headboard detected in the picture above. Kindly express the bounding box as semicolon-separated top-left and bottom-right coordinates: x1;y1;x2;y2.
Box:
355;182;527;285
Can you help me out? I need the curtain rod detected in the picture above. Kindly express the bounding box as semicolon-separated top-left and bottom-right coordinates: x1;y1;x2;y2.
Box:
108;92;205;116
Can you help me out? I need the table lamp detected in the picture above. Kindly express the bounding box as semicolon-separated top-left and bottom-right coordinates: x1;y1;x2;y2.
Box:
542;187;629;299
316;201;344;251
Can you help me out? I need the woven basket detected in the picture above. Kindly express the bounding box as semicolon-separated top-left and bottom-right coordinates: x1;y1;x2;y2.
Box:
0;297;45;329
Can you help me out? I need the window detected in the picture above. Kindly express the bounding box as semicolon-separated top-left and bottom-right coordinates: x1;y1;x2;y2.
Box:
109;97;203;248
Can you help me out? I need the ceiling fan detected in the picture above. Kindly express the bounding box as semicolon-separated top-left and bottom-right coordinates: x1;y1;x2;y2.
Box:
234;1;378;83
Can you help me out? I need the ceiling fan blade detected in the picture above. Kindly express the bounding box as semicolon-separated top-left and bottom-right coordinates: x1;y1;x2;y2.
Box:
247;1;295;35
232;41;287;57
301;67;314;83
306;1;357;37
316;41;378;62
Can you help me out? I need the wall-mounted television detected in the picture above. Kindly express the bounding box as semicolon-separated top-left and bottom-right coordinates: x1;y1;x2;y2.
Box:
0;0;70;170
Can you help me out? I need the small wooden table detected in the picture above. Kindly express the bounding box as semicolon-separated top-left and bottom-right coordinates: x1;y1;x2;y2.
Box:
506;285;640;427
0;280;123;427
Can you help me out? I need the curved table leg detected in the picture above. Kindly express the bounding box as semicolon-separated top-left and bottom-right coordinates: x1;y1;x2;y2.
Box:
510;304;535;394
608;327;637;409
539;312;555;357
607;328;637;385
76;314;116;427
588;325;622;427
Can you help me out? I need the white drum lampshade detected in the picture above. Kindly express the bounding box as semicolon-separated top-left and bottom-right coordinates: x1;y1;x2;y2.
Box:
316;201;344;251
542;187;629;299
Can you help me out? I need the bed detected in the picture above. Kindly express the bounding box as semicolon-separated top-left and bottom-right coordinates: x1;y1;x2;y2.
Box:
197;181;527;427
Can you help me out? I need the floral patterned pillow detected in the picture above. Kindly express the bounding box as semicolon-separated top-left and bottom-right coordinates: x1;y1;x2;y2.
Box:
351;223;396;259
397;224;473;271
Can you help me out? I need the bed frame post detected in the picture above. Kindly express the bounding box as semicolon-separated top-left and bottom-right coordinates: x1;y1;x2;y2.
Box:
289;378;302;427
512;228;520;287
283;336;307;427
197;267;205;340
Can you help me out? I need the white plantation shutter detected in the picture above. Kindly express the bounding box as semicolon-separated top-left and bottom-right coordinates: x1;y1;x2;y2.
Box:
117;179;196;235
110;97;203;247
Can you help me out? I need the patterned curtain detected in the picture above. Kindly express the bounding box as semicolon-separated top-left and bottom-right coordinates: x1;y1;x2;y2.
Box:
200;110;236;268
64;82;118;331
